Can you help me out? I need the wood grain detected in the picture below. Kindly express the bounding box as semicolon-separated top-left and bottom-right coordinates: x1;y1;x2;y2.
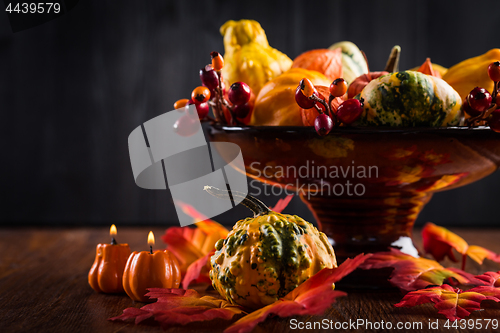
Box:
1;227;500;333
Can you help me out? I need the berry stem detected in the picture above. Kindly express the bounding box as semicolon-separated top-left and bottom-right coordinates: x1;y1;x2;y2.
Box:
215;72;244;126
466;103;498;127
327;94;339;127
310;95;330;117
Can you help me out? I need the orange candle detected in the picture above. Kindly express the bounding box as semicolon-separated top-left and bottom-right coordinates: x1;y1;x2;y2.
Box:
122;231;181;302
88;225;131;293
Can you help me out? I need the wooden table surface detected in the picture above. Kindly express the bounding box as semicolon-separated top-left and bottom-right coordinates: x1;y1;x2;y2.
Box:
1;226;500;333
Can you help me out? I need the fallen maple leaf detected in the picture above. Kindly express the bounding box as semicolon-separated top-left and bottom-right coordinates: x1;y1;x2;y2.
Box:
110;255;369;333
224;254;371;333
109;288;245;328
359;248;471;292
394;284;500;321
422;223;500;269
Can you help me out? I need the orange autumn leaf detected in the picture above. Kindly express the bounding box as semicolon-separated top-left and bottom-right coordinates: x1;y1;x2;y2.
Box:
422;222;468;262
422;222;500;269
109;288;244;328
224;254;371;333
394;284;500;321
466;245;500;265
359;248;472;292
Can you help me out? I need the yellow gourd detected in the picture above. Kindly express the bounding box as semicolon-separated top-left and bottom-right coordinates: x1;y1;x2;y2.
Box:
442;49;500;102
250;68;331;126
220;19;293;96
206;186;336;310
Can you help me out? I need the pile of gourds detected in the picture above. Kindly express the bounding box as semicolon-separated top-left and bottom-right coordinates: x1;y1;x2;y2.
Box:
220;19;499;128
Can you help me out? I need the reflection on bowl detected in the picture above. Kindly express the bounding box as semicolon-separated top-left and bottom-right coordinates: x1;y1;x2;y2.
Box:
209;125;500;262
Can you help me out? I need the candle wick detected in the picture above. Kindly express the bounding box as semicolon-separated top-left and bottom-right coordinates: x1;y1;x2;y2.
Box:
150;245;153;254
111;237;117;245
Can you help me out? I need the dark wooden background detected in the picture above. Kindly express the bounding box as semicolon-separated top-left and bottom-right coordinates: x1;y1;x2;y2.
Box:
1;0;500;227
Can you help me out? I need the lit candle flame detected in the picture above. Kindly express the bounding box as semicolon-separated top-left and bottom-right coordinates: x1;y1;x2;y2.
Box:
148;231;155;246
110;224;117;236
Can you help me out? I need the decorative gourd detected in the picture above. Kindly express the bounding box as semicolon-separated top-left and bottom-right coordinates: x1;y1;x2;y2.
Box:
250;68;331;126
291;48;343;81
88;243;131;294
220;19;293;96
442;48;500;103
328;41;368;84
206;186;337;310
122;250;181;302
357;71;462;127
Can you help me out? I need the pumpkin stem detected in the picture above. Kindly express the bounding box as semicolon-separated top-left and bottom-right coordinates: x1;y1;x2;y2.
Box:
384;45;400;72
361;50;372;80
204;186;271;216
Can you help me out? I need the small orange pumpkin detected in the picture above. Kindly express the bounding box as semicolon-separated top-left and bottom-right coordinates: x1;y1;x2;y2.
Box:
88;243;131;294
250;68;331;126
122;250;181;302
292;48;343;81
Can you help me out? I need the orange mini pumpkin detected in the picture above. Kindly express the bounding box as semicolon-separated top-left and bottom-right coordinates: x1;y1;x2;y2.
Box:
88;243;131;294
122;250;181;302
250;68;331;126
292;48;343;81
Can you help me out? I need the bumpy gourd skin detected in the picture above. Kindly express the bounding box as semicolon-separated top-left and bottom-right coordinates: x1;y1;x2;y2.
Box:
210;211;336;310
357;71;462;127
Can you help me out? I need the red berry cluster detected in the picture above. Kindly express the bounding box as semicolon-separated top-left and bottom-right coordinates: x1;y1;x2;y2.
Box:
173;52;253;136
295;77;364;136
464;61;500;132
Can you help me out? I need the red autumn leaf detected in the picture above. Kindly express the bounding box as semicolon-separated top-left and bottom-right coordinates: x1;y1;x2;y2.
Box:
465;271;500;287
182;251;214;289
111;255;369;332
109;288;245;328
224;254;371;333
269;195;293;213
359;248;471;292
422;222;500;269
394;284;500;321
